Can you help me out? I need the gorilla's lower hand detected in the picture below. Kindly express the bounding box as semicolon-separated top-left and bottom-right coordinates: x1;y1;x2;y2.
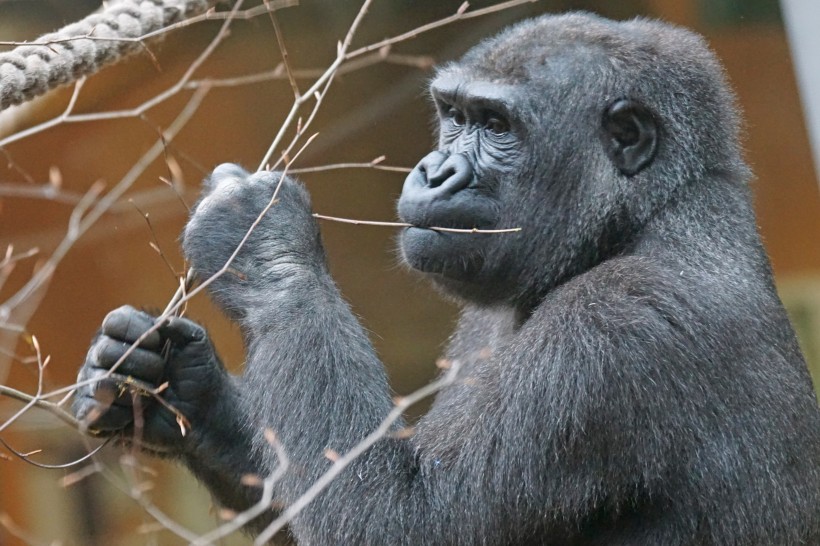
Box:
73;306;230;454
182;164;325;319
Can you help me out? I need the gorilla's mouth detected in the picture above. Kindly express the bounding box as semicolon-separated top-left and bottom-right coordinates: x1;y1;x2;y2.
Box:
399;226;485;277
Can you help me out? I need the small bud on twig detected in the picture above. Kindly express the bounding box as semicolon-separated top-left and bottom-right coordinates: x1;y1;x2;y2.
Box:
324;448;340;462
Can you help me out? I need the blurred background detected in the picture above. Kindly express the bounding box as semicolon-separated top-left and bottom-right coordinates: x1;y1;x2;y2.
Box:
0;0;818;544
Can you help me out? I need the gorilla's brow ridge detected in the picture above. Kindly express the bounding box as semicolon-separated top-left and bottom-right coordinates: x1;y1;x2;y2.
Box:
431;77;518;119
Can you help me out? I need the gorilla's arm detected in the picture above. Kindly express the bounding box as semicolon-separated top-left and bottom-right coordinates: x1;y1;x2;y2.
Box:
172;167;717;543
75;167;705;542
239;260;715;544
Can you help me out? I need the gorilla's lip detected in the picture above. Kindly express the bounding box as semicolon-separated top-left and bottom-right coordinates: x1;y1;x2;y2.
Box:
404;223;494;233
403;225;448;237
399;227;485;277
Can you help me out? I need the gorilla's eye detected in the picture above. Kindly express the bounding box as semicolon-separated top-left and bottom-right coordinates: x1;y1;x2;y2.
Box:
447;107;466;127
486;116;509;136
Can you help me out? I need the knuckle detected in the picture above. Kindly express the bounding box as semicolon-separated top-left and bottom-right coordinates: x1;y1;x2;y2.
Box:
72;399;95;421
101;308;124;332
96;337;124;362
164;316;207;345
210;163;248;185
87;339;107;365
102;305;140;334
77;362;94;382
181;319;206;341
250;170;282;187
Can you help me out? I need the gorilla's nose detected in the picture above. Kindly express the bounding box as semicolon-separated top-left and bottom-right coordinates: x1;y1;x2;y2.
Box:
424;152;473;192
397;151;477;226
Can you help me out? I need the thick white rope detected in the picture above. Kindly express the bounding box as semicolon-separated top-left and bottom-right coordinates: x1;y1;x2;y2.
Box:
0;0;219;111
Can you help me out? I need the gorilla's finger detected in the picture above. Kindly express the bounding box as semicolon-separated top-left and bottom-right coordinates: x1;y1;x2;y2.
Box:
159;316;208;346
90;337;165;382
74;393;135;431
101;305;162;350
74;371;139;430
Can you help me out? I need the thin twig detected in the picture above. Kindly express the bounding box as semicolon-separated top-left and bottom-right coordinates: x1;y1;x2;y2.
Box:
257;0;376;170
191;433;289;545
288;160;411;174
10;85;211;402
0;1;298;48
0;246;39;268
0;336;48;433
267;4;300;99
0;182;86;205
0;385;79;429
0;437;109;469
131;200;182;281
346;0;538;59
182;52;434;91
313;214;522;234
0;246;40;297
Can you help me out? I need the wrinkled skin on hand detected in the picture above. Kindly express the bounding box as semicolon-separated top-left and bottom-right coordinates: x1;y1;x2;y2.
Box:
181;165;326;319
73;306;228;454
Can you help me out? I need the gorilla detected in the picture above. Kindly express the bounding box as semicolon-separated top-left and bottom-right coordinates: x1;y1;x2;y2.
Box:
74;12;820;545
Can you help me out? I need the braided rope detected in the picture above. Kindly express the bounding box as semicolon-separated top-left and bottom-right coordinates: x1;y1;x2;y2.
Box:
0;0;220;111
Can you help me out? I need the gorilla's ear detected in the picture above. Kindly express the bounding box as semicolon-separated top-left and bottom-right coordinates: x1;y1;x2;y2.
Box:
601;99;658;176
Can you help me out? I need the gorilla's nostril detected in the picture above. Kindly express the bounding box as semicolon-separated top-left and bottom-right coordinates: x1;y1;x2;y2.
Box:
428;165;456;188
426;154;473;192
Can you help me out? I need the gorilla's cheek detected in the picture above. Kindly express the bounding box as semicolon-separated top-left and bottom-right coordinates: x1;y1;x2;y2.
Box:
399;227;485;277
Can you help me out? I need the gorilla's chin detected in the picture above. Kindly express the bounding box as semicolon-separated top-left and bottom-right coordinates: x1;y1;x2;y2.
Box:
399;227;485;278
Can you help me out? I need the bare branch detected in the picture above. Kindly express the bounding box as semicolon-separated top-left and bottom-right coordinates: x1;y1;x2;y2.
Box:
313;213;522;234
191;433;290;545
0;1;298;49
346;0;539;59
257;0;376;170
267;3;300;99
0;385;79;429
0;436;108;469
288;160;411;174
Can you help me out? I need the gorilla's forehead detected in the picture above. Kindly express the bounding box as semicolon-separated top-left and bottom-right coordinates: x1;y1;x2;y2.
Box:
450;12;713;86
429;75;520;109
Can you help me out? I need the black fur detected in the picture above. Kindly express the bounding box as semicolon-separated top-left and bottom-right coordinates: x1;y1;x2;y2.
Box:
74;13;820;545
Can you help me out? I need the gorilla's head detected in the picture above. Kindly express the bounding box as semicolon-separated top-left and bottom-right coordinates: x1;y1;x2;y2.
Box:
397;12;746;309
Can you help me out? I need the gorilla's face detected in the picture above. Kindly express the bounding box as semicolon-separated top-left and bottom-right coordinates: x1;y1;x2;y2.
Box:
397;75;523;287
397;44;659;306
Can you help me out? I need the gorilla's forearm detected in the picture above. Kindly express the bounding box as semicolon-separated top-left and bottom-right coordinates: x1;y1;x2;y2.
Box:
240;270;396;449
181;375;268;515
230;269;411;533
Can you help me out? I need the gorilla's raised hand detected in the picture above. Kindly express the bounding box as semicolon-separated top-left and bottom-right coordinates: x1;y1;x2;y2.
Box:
182;164;325;321
72;306;231;454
